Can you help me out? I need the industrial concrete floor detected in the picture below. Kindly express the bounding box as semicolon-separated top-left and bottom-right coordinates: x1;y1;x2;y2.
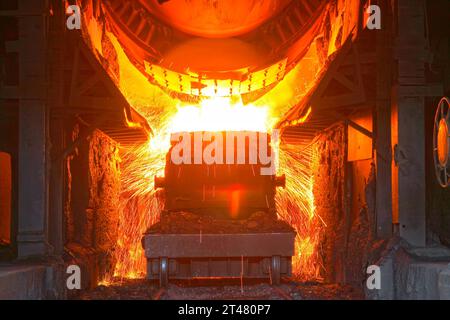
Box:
72;278;364;300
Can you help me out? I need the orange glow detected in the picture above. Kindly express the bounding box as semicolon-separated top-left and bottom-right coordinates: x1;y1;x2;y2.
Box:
85;16;324;284
437;119;449;166
230;187;241;218
282;106;312;128
276;144;324;280
142;0;292;38
123;110;143;129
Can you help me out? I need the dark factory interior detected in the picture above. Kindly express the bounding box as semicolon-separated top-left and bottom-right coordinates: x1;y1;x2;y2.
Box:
0;0;449;301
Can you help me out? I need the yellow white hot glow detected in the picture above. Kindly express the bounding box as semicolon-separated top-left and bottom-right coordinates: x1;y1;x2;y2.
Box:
169;97;272;133
87;22;325;284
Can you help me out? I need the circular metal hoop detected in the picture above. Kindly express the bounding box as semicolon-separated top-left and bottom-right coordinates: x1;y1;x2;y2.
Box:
433;97;450;188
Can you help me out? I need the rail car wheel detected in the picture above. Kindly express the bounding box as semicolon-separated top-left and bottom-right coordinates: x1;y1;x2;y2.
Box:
270;255;281;285
159;257;169;287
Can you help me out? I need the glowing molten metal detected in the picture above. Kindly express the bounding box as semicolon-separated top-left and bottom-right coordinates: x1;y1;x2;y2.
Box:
88;27;324;284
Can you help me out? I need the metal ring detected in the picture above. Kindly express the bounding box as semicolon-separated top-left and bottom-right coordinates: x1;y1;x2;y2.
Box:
433;97;450;188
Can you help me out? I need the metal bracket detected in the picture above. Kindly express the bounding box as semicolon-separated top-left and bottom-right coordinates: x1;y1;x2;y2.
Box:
346;119;373;139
